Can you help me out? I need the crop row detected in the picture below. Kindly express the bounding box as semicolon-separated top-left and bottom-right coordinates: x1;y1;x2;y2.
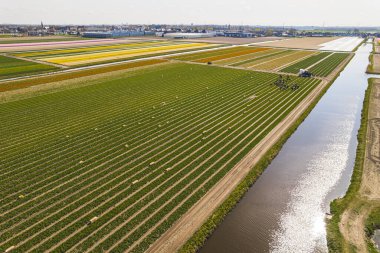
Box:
39;43;214;66
280;52;332;73
248;50;317;71
231;50;292;67
309;53;350;77
238;50;296;68
194;47;270;63
0;58;166;92
31;81;318;253
170;46;247;61
213;48;283;66
0;55;58;79
0;63;319;252
12;41;173;58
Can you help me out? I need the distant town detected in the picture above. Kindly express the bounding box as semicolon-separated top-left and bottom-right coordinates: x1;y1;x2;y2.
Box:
1;23;379;39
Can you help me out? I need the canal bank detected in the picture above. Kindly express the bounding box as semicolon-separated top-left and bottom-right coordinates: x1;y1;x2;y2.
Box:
200;43;374;253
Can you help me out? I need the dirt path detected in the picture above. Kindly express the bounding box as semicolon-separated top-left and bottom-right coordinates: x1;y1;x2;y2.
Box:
147;50;355;253
338;79;380;252
147;77;331;253
340;202;372;253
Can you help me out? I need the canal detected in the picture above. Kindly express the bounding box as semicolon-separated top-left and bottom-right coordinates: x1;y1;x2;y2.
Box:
200;43;374;253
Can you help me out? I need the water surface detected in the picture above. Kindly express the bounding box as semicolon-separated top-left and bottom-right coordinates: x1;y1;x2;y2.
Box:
200;43;374;253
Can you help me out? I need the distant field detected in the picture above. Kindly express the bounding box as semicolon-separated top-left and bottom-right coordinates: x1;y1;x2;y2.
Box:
0;38;155;52
280;52;332;73
0;62;320;253
253;37;338;50
0;55;58;79
15;41;220;66
172;46;351;77
178;36;284;45
0;36;87;44
254;37;363;52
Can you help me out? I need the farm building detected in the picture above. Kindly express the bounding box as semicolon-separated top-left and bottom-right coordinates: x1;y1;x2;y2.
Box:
83;31;155;38
82;32;112;38
163;32;216;39
224;31;254;38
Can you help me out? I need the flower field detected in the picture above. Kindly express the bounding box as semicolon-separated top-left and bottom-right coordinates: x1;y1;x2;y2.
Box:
171;46;352;77
0;58;167;92
16;41;220;66
0;62;320;252
0;55;58;79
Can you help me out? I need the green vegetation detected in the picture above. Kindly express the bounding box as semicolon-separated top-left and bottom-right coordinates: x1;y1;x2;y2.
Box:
171;46;248;61
367;53;375;73
179;58;348;253
309;53;351;77
327;79;372;253
0;62;320;252
365;206;380;252
231;50;291;67
0;55;58;79
0;59;166;92
281;52;331;73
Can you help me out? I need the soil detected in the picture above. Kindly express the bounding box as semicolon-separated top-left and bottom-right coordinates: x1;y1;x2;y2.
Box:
371;54;380;74
256;37;339;50
178;36;284;45
339;79;380;253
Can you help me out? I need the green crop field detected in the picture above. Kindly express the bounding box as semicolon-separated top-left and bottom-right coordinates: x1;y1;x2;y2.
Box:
309;53;350;77
280;52;332;73
0;55;58;79
0;62;320;253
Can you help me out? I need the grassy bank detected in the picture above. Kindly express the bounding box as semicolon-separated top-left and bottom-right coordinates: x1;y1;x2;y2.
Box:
365;206;380;252
178;54;354;253
326;79;373;253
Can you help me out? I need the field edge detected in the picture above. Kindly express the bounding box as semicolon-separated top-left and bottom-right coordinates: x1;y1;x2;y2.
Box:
326;78;370;253
166;51;355;253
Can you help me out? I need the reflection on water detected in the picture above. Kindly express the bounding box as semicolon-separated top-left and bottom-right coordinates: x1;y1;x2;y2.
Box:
200;43;373;253
271;117;355;252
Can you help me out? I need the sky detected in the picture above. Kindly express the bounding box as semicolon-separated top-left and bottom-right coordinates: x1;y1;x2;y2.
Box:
1;0;379;27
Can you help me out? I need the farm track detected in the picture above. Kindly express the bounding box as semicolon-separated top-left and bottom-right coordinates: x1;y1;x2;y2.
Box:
0;63;319;252
147;78;326;253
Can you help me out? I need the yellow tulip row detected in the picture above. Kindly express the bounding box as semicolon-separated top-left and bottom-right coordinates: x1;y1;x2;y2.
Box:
14;41;172;58
39;42;216;66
